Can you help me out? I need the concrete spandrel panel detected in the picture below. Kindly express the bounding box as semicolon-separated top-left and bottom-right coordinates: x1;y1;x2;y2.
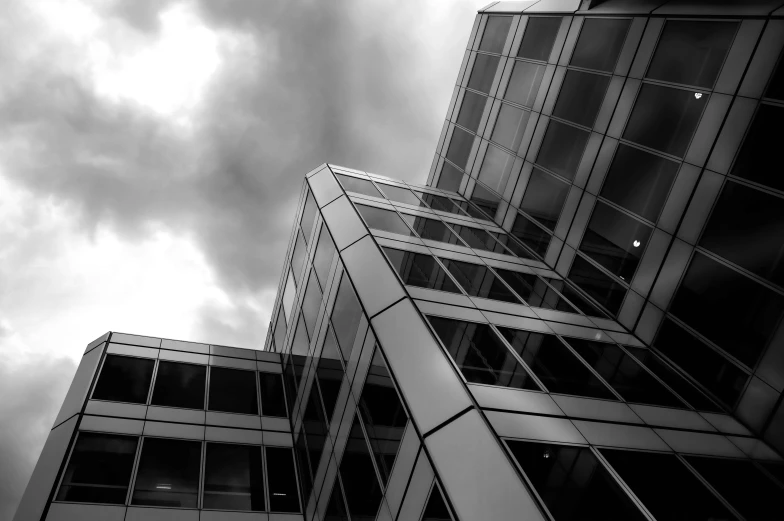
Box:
85;400;147;419
12;416;78;521
309;168;343;208
54;345;103;427
80;415;144;435
552;395;643;424
469;384;563;416
426;410;546;521
487;411;586;444
372;299;473;434
572;420;670;451
146;406;205;424
111;332;161;348
630;404;715;432
46;503;126;521
321;196;368;251
654;429;745;457
341;235;405;318
160;338;209;355
125;507;199;521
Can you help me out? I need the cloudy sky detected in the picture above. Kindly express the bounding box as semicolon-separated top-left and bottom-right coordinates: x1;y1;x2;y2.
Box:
0;0;479;517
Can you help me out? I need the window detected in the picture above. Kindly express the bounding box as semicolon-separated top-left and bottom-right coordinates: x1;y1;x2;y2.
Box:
291;231;307;285
600;144;678;222
294;433;313;504
420;193;466;216
336;173;383;199
266;447;301;512
331;273;363;362
570;18;630;72
301;190;318;244
315;326;344;423
440;259;520;303
324;479;350;521
647;21;738;88
467;53;500;94
767;54;784;100
209;367;258;415
579;202;653;282
568;255;627;315
282;270;296;323
492;103;530;151
601;450;737;521
507;441;645;521
427;316;539;390
731;104;784;192
301;270;323;339
150;361;206;410
669;252;784;368
437;162;463;192
546;279;606;317
520;168;569;230
339;416;384;519
494;233;534;259
553;70;610;127
203;443;265;511
259;372;288;417
518;17;562;61
378;183;425;207
505;61;546;108
421;485;453;521
496;269;581;314
445;126;475;170
384;247;461;293
497;328;616;399
283;354;307;417
273;306;287;353
355;204;414;236
357;347;407;486
564;338;684;407
313;224;336;289
456;90;487;132
57;433;138;504
623;83;707;158
653;318;748;407
450;224;504;253
470;183;502;220
301;383;328;493
701;181;784;287
511;213;551;257
479;16;513;54
478;145;515;194
410;216;463;246
93;355;154;404
290;313;310;356
131;438;201;508
536;120;589;181
454;198;490;220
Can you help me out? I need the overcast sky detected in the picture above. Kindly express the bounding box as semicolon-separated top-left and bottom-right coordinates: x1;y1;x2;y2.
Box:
0;0;480;518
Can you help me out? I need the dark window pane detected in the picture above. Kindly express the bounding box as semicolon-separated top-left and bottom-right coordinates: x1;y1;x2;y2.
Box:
302;382;328;491
421;485;453;521
454;198;490;220
440;259;520;303
330;274;363;362
315;327;344;423
339;416;383;519
294;432;313;504
670;252;784;368
420;193;466;216
283;354;307;417
554;70;610;127
479;16;513;54
282;270;296;325
506;441;646;521
580;202;652;281
301;270;323;339
600;144;678;222
497;270;578;313
290;313;310;356
445;126;475;170
564;338;684;407
266;447;301;512
511;212;551;257
57;433;137;504
132;438;201;508
336;173;383;198
492;103;530;151
411;216;463;246
647;21;738;89
602;449;738;521
203;443;265;511
505;61;546;107
378;184;425;207
150;361;206;410
494;233;534;259
467;53;500;94
546;279;606;317
686;456;783;521
437;162;463;192
702;181;784;287
301;190;318;244
518;17;562;61
470;183;502;220
273;306;287;354
291;231;307;286
358;347;407;486
568;255;627;315
450;224;503;253
731;104;784;192
384;247;461;293
536;120;589;181
324;479;350;521
767;54;784;100
571;18;630;72
653;318;748;407
623;83;707;157
428;316;539;389
497;328;616;399
478;145;514;194
209;367;258;415
355;204;413;236
520;168;569;230
456;90;487;133
313;224;336;289
259;372;288;418
93;355;154;404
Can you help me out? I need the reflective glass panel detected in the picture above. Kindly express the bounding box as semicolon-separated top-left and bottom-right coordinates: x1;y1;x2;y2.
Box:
378;183;425;207
445;126;474;170
266;447;301;512
420;193;466;216
410;216;463;246
301;383;327;492
290;313;310;356
132;438;201;508
494;233;534;259
492;103;530;151
282;270;296;323
324;479;350;521
150;361;206;410
384;247;461;293
93;355;154;404
456;90;487;133
518;17;562;61
259;371;287;417
478;145;514;194
315;326;344;423
505;61;546;107
301;190;318;244
273;306;287;353
497;269;578;313
203;443;265;511
731;104;784;192
313;224;336;289
546;279;606;317
470;183;502;220
467;53;500;94
553;70;610;127
520;168;569;230
355;204;414;236
209;367;258;415
291;231;307;286
339;416;383;518
454;199;490;220
570;18;630;72
336;173;383;198
440;259;520;303
301;269;323;339
330;273;363;362
421;485;453;521
536;120;589;181
767;55;784;100
294;432;312;504
511;212;551;257
437;162;463;192
450;224;504;253
479;16;513;54
568;255;627;315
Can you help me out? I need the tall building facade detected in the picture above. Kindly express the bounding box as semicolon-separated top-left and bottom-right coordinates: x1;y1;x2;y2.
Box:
14;1;784;520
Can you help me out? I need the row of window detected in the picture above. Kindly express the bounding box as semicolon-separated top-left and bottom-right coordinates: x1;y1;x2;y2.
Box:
93;354;287;417
57;433;300;513
508;439;784;521
426;315;723;412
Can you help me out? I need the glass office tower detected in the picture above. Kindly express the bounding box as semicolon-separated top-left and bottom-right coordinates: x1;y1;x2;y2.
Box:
15;1;784;520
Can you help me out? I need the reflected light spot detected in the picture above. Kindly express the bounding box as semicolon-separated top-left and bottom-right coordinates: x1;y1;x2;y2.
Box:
633;240;641;247
694;93;702;99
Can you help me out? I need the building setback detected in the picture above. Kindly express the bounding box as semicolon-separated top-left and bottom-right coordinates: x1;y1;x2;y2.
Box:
14;1;784;520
